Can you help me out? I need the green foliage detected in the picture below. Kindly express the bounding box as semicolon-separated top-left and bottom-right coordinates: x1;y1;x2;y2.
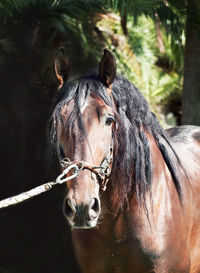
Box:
0;0;106;78
104;0;162;19
0;0;104;47
97;13;183;126
101;0;188;125
156;4;185;72
104;0;186;71
0;0;103;23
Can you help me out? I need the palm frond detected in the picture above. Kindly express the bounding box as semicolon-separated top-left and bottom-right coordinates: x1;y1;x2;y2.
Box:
0;0;104;25
104;0;162;21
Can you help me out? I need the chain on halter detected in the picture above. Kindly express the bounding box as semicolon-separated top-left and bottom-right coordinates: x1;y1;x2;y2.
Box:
0;150;113;209
60;154;112;192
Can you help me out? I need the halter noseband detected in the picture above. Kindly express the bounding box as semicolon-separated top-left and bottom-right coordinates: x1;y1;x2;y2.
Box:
60;146;113;192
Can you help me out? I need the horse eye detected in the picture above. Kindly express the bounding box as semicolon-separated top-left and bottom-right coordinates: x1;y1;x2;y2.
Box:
105;117;114;126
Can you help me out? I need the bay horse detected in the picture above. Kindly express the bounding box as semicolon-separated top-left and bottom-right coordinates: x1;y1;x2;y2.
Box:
51;48;200;273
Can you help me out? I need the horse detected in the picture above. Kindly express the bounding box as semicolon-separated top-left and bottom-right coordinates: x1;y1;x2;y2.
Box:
51;48;200;273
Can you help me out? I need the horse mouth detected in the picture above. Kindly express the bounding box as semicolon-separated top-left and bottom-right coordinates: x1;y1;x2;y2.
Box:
66;216;98;229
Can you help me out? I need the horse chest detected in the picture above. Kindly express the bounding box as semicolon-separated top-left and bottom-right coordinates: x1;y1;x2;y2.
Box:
71;206;193;273
71;213;154;273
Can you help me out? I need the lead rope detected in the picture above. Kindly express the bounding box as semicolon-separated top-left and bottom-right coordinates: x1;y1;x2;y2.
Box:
0;145;113;209
0;163;80;209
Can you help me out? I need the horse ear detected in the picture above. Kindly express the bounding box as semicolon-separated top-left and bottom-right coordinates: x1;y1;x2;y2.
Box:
53;48;70;86
98;49;116;88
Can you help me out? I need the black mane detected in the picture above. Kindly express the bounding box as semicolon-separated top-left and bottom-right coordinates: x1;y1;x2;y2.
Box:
51;74;183;211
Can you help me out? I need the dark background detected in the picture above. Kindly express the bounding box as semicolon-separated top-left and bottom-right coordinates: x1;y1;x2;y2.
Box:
0;53;81;273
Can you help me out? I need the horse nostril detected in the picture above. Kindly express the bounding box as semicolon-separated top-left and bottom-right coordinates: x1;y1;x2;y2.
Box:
89;198;100;213
64;198;76;217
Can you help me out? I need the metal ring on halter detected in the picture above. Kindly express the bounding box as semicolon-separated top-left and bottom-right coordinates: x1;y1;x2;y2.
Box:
60;158;71;168
75;161;85;170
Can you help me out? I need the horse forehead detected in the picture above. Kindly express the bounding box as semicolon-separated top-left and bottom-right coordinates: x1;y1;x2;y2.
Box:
81;95;112;116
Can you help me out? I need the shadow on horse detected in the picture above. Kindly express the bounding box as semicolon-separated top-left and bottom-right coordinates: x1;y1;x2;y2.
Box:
51;48;200;273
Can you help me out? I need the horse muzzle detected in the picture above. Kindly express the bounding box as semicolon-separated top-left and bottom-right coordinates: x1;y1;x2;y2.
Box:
63;197;101;229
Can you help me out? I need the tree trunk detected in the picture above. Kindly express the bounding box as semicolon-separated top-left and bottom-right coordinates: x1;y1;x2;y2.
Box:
155;14;165;54
182;0;200;125
121;9;128;36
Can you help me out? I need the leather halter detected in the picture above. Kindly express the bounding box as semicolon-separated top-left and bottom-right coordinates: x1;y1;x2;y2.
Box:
59;145;113;192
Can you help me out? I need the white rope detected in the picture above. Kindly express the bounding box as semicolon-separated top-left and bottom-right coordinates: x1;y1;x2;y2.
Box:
0;164;79;209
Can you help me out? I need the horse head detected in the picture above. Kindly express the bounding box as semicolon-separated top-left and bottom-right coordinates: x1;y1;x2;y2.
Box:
52;49;117;229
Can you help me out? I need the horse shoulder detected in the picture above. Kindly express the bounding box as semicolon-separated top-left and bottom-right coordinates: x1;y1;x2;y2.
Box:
166;125;200;181
166;125;200;143
129;131;196;272
167;125;200;272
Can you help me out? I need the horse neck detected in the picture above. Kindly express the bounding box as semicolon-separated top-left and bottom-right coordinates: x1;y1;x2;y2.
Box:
126;133;184;222
101;133;184;229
